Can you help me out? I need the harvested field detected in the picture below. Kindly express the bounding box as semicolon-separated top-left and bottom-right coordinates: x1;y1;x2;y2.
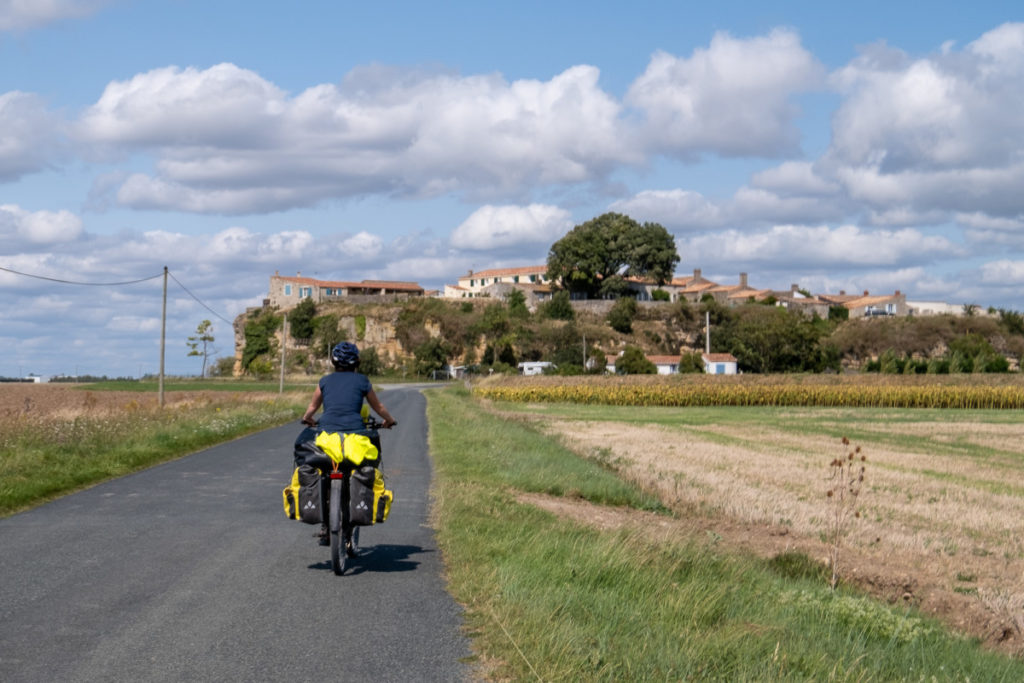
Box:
0;383;288;419
489;401;1024;656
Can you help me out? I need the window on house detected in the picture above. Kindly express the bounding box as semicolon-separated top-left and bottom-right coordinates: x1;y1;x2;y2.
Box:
471;279;476;287
514;275;519;283
285;284;292;296
530;274;537;282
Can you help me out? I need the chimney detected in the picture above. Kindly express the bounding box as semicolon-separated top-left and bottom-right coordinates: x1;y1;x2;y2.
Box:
297;271;301;277
895;290;901;296
693;268;702;280
791;284;799;294
839;290;846;296
275;270;279;276
739;272;748;288
864;290;869;296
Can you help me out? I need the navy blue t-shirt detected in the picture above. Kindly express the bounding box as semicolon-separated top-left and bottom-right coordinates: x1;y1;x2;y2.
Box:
317;371;372;433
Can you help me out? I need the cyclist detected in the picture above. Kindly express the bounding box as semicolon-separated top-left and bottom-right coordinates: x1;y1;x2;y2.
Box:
301;341;397;545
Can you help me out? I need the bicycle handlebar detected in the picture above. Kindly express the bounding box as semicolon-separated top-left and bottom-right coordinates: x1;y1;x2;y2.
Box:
301;416;396;430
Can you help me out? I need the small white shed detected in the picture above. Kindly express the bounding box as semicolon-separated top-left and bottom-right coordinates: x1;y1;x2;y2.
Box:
702;353;738;375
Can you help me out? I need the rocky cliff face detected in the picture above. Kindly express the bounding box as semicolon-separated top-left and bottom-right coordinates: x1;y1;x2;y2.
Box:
232;301;444;377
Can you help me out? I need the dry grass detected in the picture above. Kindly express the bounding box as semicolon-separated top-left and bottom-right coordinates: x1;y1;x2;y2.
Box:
496;406;1024;654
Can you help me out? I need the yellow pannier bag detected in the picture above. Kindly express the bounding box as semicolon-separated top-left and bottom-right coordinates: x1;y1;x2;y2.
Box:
372;468;393;524
314;431;379;467
283;467;301;520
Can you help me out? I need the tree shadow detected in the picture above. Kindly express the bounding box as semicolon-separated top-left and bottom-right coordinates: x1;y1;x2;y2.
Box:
307;544;428;574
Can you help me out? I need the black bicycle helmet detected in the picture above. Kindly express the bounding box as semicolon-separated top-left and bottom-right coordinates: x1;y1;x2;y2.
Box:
331;341;360;369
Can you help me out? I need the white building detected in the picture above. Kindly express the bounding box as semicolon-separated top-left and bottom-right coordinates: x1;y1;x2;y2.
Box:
518;361;556;376
702;353;738;375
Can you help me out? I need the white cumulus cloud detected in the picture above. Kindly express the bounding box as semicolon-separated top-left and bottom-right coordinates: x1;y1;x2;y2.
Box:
682;224;960;268
824;23;1024;223
980;260;1024;285
451;204;573;250
0;204;83;247
77;62;634;213
626;28;825;158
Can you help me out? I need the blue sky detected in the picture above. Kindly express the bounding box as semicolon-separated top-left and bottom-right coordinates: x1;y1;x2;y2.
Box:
2;0;1023;377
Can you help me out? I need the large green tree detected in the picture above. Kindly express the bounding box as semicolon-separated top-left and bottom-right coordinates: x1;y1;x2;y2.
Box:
713;305;832;373
546;212;679;298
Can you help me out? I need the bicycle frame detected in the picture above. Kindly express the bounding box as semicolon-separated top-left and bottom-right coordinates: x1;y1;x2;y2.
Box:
299;417;385;576
327;464;357;575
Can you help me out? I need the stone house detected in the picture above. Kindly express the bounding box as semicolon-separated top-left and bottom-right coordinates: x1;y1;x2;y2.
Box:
267;272;424;309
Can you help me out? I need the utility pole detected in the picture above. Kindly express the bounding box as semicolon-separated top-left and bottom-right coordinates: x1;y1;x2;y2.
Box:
279;313;287;394
159;266;167;408
705;311;711;354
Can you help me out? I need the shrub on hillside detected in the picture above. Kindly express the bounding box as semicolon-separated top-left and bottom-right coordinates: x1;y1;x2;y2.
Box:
289;298;317;339
538;290;575;321
616;345;656;374
607;297;638;334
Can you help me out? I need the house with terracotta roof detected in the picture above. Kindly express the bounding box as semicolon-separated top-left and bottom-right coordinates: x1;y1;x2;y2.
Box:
267;272;424;308
453;265;551;296
818;290;908;318
607;353;683;374
647;355;683;375
702;352;738;375
771;284;831;318
710;273;774;306
673;268;719;303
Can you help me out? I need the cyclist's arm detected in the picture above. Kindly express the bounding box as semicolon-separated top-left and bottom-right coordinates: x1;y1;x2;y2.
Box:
302;386;323;426
366;388;397;428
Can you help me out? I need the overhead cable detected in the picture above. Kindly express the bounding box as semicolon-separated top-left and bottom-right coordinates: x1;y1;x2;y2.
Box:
0;264;236;326
0;264;163;286
167;270;236;326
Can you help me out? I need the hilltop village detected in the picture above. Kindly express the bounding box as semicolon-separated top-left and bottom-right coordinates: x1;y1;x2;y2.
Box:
227;265;1021;379
266;265;960;319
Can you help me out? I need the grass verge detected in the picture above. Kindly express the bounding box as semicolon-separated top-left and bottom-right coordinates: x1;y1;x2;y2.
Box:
428;387;1024;680
0;390;306;516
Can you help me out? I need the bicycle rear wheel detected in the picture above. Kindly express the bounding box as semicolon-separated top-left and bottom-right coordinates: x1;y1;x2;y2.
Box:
329;478;344;575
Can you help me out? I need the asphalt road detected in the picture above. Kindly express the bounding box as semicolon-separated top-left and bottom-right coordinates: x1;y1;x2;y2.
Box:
0;385;474;682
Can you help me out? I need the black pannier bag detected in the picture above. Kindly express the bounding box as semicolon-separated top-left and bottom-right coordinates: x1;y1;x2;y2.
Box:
283;464;323;524
285;430;331;525
348;465;393;526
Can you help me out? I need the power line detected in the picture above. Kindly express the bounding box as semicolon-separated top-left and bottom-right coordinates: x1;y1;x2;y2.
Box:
0;263;236;326
0;265;163;286
166;270;235;326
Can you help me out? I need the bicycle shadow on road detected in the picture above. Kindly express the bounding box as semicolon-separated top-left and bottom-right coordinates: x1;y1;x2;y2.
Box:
308;544;428;574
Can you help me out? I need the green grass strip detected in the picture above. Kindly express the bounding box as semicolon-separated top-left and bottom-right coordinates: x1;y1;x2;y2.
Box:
428;387;1024;681
0;395;305;515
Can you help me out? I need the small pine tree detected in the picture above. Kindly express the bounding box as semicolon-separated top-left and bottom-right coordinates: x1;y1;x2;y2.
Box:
186;320;216;378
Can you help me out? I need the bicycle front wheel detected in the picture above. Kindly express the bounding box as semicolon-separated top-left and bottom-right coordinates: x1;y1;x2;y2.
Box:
329;478;344;575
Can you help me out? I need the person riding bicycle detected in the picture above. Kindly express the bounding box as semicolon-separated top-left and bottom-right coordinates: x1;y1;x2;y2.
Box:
301;342;397;545
302;341;397;433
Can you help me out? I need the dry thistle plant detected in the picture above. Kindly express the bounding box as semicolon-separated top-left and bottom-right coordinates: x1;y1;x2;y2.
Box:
977;587;1024;651
826;436;866;590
